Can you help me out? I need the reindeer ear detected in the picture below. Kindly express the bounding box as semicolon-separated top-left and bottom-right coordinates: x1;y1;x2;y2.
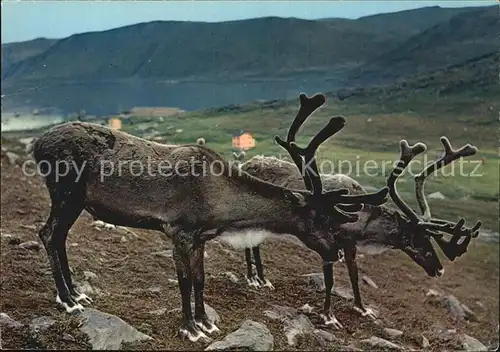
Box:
286;191;307;207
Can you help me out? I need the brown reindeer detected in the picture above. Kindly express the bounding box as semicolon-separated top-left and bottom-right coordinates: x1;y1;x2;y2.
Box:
31;93;389;342
236;136;481;328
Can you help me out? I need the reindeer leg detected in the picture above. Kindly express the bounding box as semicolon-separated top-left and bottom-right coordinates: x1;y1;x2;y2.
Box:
192;243;219;336
173;234;210;343
56;205;92;305
39;193;84;315
253;246;274;290
245;248;259;288
320;261;343;329
49;188;91;306
344;245;377;320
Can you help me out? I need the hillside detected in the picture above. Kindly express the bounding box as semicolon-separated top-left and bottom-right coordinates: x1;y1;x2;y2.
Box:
1;5;497;117
1;38;57;72
0;17;388;82
2;5;493;84
349;6;499;84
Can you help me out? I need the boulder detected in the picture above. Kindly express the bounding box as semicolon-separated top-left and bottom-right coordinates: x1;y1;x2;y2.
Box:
78;308;152;350
205;320;273;351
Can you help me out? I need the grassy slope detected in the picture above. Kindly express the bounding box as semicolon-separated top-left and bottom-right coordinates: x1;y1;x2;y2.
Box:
349;5;498;83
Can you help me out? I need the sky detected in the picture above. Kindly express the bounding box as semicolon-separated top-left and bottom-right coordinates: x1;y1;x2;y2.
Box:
1;0;496;44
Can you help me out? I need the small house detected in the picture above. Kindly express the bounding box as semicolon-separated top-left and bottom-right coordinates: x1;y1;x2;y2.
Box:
232;131;255;150
108;117;122;130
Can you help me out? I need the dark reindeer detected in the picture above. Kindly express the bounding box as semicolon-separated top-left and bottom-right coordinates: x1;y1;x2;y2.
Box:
32;93;390;343
235;136;481;327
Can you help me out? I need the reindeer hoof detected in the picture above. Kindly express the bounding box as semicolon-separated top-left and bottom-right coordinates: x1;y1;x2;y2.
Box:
56;295;85;315
262;278;275;290
320;313;343;329
73;292;93;305
195;320;220;335
353;306;378;320
246;275;261;289
179;325;212;343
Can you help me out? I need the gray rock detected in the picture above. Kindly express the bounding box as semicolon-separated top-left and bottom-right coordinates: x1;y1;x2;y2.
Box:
75;280;100;296
263;305;297;321
302;273;325;292
79;308;152;350
148;308;167;315
152;250;173;258
313;329;335;342
444;295;476;321
429;191;446;200
298;303;314;314
83;271;98;282
421;335;430;348
360;336;403;350
475;301;486;310
333;286;354;301
283;314;315;346
147;286;161;294
223;271;239;284
313;329;341;345
62;333;76;342
115;226;138;238
362;275;379;289
433;326;457;341
460;334;487;351
205;320;273;351
383;328;403;339
6;151;20;165
0;313;23;329
29;316;56;332
18;241;41;251
426;290;476;321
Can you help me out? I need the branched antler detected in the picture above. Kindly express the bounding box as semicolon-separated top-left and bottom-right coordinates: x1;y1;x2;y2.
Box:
276;93;389;222
275;93;331;193
413;137;481;260
386;136;482;261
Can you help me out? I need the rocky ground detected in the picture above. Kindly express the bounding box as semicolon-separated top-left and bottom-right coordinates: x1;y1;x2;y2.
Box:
1;141;498;351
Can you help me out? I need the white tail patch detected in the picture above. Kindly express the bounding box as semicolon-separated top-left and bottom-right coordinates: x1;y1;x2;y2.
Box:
356;241;391;255
218;229;275;249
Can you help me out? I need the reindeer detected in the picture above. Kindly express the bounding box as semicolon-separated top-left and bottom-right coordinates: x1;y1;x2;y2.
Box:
31;93;390;342
236;136;481;328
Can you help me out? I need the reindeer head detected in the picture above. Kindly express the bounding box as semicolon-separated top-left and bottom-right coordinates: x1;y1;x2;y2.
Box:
369;137;482;277
274;93;390;239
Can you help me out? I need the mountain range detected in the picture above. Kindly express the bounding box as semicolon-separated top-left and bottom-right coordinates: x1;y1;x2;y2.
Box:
1;5;497;114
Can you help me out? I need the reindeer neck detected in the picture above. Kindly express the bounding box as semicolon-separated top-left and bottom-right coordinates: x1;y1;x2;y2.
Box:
196;145;307;234
340;204;398;243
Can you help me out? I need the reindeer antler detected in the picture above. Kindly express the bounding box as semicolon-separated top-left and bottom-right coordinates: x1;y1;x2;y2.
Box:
412;137;481;260
386;139;427;222
275;93;329;193
276;93;389;222
386;136;482;261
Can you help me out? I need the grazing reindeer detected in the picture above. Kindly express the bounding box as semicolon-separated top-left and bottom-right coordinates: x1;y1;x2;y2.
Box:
237;136;482;328
32;93;390;342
